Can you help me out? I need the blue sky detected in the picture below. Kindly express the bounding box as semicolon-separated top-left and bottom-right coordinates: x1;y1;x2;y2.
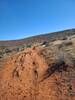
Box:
0;0;75;40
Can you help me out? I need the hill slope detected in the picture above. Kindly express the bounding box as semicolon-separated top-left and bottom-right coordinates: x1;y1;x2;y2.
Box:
0;29;75;100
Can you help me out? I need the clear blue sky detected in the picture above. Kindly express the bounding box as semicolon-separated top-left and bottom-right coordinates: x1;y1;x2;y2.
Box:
0;0;75;40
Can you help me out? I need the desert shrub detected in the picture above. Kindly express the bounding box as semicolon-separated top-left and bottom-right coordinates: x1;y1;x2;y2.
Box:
5;49;12;53
27;44;31;48
41;41;49;47
0;52;3;58
16;47;19;51
0;56;2;58
58;41;73;49
13;47;19;52
62;37;67;40
41;60;67;82
58;44;63;49
0;52;3;55
63;41;73;46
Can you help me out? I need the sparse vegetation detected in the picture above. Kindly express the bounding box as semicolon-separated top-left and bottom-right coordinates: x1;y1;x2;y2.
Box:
27;44;32;48
63;41;73;46
41;60;68;82
0;56;2;58
58;40;73;49
0;29;75;99
5;48;12;53
41;41;49;46
62;37;67;40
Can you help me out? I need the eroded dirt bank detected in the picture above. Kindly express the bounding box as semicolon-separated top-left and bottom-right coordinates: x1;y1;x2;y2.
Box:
0;37;75;100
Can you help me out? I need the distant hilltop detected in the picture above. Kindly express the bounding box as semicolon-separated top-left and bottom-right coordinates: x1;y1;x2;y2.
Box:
0;28;75;47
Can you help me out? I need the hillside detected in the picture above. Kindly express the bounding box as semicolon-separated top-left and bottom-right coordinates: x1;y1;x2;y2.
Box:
0;29;75;100
0;29;75;59
0;29;75;46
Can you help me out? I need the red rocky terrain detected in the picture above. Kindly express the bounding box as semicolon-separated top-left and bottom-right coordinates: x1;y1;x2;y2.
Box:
0;29;75;100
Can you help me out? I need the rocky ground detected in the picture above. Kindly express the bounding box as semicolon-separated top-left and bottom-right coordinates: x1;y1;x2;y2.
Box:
0;30;75;100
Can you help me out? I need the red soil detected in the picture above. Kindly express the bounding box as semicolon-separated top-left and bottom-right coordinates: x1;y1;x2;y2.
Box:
0;46;75;100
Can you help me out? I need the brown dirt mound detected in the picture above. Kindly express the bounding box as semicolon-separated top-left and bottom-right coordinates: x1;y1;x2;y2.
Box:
0;38;75;100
